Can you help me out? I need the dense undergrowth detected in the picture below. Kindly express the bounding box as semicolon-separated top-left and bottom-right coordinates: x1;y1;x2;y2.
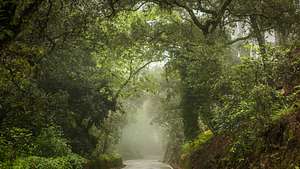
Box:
178;105;300;169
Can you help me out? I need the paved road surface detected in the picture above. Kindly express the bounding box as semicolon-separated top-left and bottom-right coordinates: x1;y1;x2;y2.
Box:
123;159;173;169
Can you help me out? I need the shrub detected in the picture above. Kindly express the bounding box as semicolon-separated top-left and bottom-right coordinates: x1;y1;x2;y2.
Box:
10;154;86;169
90;153;123;169
33;126;71;157
0;127;34;162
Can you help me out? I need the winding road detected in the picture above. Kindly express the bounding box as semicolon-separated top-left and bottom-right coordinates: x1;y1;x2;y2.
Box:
124;159;173;169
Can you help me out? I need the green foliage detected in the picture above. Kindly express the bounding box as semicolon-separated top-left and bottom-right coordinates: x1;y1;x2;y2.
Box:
213;49;292;132
90;153;123;169
33;127;71;157
9;154;86;169
0;127;34;161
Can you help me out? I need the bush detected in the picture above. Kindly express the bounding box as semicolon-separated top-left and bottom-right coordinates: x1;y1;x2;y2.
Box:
33;126;71;157
90;153;123;169
10;154;86;169
0;127;34;162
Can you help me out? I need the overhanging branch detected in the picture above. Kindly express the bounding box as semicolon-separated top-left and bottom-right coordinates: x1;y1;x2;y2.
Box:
226;33;253;45
113;59;162;101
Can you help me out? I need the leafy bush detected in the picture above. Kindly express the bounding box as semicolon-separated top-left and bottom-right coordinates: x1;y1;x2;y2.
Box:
90;153;123;169
10;154;86;169
0;127;86;169
33;126;71;157
0;127;34;162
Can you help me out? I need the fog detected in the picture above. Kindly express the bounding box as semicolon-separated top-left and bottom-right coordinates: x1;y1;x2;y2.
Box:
117;97;164;160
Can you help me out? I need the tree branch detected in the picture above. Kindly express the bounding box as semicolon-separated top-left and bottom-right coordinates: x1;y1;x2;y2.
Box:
113;59;162;100
196;0;217;15
172;0;233;36
226;33;253;45
173;1;209;34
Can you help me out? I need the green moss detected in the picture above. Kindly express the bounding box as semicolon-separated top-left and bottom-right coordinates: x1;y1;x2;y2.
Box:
181;130;213;155
180;130;213;169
